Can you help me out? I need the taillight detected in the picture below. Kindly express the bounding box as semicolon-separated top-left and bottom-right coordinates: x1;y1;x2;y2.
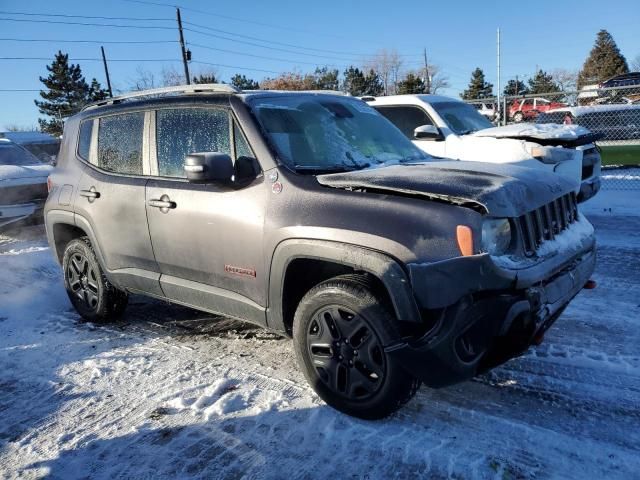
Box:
47;176;53;193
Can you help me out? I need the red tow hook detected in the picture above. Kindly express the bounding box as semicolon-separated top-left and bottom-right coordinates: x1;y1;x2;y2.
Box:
583;279;597;290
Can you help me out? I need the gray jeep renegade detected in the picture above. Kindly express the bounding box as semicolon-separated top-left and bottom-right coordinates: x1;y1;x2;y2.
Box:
45;84;596;419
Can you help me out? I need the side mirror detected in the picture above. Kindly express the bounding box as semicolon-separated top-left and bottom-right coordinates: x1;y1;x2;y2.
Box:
184;152;234;184
414;124;444;141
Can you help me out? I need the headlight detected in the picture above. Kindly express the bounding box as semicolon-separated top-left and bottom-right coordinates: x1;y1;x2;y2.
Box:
482;219;512;255
528;146;576;164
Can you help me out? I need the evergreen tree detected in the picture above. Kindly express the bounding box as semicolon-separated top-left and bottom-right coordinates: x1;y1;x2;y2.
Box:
313;67;339;90
363;69;384;96
527;70;560;94
35;51;92;136
461;68;493;100
578;29;629;87
503;78;529;96
192;73;218;84
88;78;109;102
397;72;425;94
342;66;367;96
230;74;259;90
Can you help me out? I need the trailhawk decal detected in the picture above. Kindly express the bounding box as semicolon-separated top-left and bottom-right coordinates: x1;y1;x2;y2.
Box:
224;265;257;278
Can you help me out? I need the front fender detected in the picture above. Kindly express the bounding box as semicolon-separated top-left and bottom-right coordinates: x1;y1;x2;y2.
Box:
266;239;421;332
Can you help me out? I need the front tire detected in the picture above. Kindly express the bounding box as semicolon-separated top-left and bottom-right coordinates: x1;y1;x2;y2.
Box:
293;275;419;419
513;111;524;122
62;237;128;322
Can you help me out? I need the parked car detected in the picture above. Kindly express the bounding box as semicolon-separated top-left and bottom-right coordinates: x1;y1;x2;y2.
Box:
0;138;52;228
538;104;640;166
471;102;497;121
45;85;596;419
509;97;566;122
0;131;61;164
367;94;601;202
599;72;640;89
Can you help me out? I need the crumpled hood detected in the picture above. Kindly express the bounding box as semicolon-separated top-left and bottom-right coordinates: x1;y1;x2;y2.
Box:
316;161;576;217
472;124;598;147
0;164;52;185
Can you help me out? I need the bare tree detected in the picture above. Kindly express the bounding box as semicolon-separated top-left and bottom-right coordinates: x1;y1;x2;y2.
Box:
365;49;403;95
3;124;40;132
552;68;578;91
160;65;184;87
632;54;640;72
129;66;158;91
424;64;450;94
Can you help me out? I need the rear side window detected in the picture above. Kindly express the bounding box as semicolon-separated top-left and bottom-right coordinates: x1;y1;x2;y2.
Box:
156;108;231;177
375;106;434;139
78;119;93;160
97;112;144;175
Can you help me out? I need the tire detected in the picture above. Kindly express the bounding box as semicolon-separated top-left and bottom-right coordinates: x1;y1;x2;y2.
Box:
62;237;128;322
513;111;524;122
293;275;419;419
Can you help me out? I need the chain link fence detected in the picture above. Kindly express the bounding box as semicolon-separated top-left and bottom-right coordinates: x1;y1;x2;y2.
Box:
466;84;640;190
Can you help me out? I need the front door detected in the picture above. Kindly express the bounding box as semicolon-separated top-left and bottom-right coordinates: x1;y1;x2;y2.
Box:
145;106;267;324
74;112;162;296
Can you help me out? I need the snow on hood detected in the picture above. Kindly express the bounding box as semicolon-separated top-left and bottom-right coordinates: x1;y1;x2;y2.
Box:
317;161;576;217
473;123;591;141
0;164;52;189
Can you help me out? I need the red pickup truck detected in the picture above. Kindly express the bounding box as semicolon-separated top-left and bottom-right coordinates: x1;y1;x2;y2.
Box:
509;97;566;122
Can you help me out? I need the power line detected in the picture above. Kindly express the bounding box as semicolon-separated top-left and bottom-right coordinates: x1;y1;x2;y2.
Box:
0;10;170;21
0;17;174;29
0;38;177;44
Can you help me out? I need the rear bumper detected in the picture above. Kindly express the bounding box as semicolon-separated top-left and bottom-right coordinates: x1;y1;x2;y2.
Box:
392;240;596;388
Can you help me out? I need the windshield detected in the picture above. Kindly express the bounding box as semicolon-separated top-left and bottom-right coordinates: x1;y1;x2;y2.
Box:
248;95;430;172
431;101;493;135
0;143;41;166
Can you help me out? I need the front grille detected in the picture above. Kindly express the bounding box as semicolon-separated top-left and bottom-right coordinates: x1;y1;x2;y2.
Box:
517;192;578;256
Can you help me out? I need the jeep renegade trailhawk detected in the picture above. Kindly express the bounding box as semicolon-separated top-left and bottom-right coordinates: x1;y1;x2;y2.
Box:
45;84;596;419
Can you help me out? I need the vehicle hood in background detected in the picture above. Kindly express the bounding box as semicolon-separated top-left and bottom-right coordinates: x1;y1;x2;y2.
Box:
472;123;600;147
317;161;576;217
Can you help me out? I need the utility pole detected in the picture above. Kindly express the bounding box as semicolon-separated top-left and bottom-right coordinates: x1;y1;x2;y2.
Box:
176;8;191;85
496;28;501;124
423;47;431;94
100;46;113;98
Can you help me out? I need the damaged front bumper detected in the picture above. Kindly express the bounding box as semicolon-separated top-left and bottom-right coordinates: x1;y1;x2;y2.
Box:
389;236;596;388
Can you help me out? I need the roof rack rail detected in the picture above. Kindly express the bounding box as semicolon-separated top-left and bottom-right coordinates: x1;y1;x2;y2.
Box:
82;83;239;111
240;89;348;96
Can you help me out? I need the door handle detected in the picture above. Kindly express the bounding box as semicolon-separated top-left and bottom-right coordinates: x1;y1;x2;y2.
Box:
79;187;100;203
148;194;176;213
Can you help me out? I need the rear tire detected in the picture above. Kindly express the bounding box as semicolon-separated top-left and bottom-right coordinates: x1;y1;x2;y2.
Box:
513;111;524;122
293;275;419;419
62;237;128;322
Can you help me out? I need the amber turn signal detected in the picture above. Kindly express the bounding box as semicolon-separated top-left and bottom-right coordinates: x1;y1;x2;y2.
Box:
456;225;474;257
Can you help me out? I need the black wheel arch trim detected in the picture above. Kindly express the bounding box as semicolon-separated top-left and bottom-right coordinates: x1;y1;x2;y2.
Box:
267;239;422;333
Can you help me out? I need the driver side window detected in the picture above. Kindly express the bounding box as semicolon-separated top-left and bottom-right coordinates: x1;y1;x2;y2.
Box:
375;106;434;139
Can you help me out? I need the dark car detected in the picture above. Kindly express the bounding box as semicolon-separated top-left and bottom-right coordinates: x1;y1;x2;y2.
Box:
0;138;52;228
45;85;596;419
599;72;640;89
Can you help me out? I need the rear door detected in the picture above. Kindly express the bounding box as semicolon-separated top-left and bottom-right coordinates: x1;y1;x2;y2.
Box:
145;106;267;324
74;111;162;295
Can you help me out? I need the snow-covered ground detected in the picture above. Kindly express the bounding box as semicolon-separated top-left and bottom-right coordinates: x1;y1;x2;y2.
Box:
1;186;639;479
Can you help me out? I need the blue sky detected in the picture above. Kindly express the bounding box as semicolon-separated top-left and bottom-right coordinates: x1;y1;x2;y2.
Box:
1;0;638;129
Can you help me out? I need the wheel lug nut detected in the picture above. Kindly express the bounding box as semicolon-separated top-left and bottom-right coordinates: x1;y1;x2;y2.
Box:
348;360;353;366
338;355;343;360
353;350;358;356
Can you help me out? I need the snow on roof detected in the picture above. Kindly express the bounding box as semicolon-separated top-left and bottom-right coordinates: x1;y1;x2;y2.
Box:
472;123;591;140
0;131;59;144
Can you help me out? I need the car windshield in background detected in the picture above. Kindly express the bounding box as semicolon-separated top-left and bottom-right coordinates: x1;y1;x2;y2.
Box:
249;95;430;172
0;143;41;166
431;101;493;135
